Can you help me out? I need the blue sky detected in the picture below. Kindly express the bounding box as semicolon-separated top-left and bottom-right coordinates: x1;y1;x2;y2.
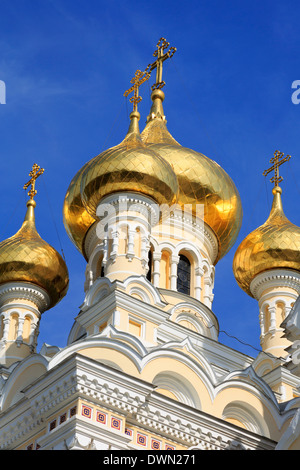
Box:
0;0;300;357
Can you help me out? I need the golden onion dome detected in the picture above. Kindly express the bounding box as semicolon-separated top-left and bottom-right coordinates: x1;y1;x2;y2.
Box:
80;110;178;220
63;161;96;257
140;89;242;262
233;186;300;297
0;198;69;308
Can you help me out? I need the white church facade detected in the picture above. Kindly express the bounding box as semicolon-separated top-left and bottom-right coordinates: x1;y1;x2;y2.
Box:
1;39;300;451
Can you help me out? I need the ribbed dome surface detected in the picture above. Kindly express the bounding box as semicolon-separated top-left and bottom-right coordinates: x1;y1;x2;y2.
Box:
63;90;242;263
63;161;96;256
141;89;242;262
0;200;69;307
63;111;178;254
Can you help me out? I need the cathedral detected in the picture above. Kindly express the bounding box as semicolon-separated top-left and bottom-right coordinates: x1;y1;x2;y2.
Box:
0;38;300;451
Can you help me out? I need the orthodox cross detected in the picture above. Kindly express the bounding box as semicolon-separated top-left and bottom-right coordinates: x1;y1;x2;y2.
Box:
263;150;291;186
124;69;151;112
263;150;291;187
23;163;44;199
146;37;176;90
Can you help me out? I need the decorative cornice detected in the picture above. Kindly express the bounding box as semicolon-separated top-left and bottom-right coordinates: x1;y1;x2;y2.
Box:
0;354;277;450
84;193;219;264
250;269;300;300
85;192;160;259
0;282;50;312
152;209;219;264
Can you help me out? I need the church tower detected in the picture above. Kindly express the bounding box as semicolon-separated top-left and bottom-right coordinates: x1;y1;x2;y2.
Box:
233;151;300;358
0;165;69;368
63;39;242;318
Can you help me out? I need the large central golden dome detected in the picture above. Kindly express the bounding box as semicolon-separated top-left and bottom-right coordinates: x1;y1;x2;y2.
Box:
63;110;178;257
63;161;96;256
80;111;178;221
63;70;242;263
140;89;242;262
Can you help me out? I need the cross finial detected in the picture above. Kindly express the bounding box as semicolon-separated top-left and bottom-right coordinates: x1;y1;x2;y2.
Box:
146;37;176;91
263;150;291;187
124;69;151;112
23;163;44;200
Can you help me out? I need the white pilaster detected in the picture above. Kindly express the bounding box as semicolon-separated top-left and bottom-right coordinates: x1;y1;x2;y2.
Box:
250;269;300;357
0;282;50;366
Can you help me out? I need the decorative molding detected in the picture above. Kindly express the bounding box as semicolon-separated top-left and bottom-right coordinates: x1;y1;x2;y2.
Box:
250;269;300;300
0;353;278;450
0;282;50;312
152;209;219;265
84;193;160;260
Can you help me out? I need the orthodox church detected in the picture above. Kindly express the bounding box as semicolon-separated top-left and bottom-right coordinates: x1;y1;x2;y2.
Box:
0;39;300;451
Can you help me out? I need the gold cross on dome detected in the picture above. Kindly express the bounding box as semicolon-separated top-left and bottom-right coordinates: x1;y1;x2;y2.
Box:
124;69;151;112
263;150;291;187
146;37;176;91
23;163;44;199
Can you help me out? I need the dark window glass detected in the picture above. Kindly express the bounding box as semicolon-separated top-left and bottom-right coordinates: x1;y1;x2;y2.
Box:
146;250;152;282
177;254;191;295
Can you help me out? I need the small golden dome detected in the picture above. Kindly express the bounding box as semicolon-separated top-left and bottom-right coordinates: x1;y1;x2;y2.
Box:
0;199;69;308
141;89;242;262
233;186;300;297
80;110;178;220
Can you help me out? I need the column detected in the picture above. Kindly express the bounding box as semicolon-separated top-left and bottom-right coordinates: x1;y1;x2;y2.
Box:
126;229;135;261
268;304;277;335
16;316;25;347
152;252;161;287
141;235;150;270
203;276;212;308
170;255;180;291
194;267;203;301
110;230;119;261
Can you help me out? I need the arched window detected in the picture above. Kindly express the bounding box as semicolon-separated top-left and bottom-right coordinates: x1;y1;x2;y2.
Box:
160;250;170;289
146;249;152;282
177;254;191;295
264;305;271;333
94;254;105;279
276;301;285;324
23;316;31;343
9;314;19;340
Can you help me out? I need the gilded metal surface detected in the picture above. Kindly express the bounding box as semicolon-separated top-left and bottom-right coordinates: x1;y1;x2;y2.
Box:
141;90;242;262
63;69;153;256
64;59;242;262
233;186;300;297
23;163;44;200
145;37;176;91
63;161;96;256
142;89;180;144
80;112;178;220
63;112;178;252
0;200;69;307
263;150;291;187
124;69;151;112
